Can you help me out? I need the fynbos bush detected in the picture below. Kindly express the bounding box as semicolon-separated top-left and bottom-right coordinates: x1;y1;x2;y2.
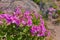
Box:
0;7;50;40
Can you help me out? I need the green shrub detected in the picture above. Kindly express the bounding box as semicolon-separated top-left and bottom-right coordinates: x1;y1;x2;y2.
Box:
52;5;57;9
57;10;60;15
0;11;3;14
0;7;50;40
33;0;41;4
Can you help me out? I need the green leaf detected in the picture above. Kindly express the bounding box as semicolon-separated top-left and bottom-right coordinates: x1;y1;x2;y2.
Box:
39;37;44;40
33;0;40;4
7;35;13;40
23;26;29;33
32;17;40;25
0;32;5;37
57;10;60;15
0;11;3;14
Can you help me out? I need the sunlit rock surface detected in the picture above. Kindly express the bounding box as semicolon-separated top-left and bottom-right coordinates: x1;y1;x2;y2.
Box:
0;0;40;13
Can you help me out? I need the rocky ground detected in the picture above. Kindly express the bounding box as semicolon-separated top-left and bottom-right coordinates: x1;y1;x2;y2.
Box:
46;19;60;40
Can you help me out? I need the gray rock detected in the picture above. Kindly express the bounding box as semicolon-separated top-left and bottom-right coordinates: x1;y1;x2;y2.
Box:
0;0;40;13
13;0;40;12
0;0;15;2
0;2;10;10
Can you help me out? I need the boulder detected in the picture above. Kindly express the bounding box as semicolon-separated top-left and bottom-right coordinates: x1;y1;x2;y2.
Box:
0;0;40;13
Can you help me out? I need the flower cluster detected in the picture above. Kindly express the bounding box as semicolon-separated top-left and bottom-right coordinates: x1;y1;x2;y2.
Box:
48;7;56;16
30;15;49;37
0;7;50;38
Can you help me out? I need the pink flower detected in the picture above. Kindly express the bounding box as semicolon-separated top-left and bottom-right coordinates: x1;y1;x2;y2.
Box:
10;16;20;25
27;19;32;26
0;21;3;25
40;20;44;25
41;24;46;31
48;8;54;12
14;7;21;15
48;12;52;16
24;10;31;15
22;20;26;25
37;33;44;37
30;25;38;34
30;25;46;37
24;15;32;19
37;25;46;37
0;14;4;19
